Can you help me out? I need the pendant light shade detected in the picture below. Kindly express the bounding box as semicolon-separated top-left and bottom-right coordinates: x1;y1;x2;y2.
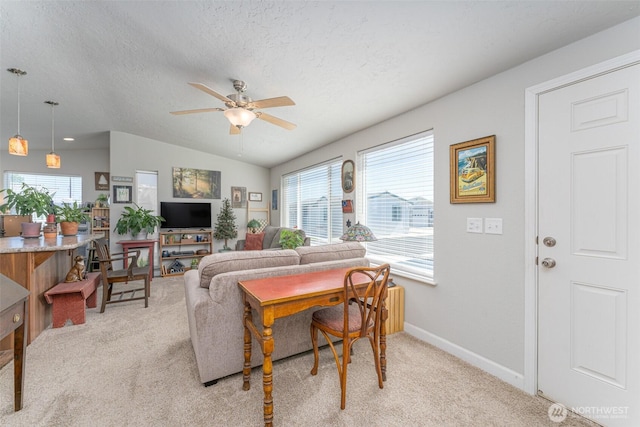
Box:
45;100;61;168
8;68;28;156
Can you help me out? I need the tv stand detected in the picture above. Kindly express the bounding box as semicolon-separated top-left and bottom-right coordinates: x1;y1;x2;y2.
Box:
159;229;213;277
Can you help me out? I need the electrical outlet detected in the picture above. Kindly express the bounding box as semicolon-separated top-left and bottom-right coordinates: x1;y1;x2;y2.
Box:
485;218;503;234
467;217;483;233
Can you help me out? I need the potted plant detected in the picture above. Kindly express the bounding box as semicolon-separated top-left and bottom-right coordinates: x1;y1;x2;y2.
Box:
247;219;261;233
0;183;55;238
56;201;90;236
279;228;305;249
95;193;109;208
213;198;237;251
114;203;165;239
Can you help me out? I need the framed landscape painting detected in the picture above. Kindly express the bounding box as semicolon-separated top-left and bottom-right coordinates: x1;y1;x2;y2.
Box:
172;167;220;199
450;135;495;203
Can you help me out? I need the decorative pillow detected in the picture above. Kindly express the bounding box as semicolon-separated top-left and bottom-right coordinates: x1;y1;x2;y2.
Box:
296;242;366;265
244;233;264;250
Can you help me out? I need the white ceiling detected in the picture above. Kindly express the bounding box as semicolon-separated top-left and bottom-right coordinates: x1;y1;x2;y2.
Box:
1;1;639;168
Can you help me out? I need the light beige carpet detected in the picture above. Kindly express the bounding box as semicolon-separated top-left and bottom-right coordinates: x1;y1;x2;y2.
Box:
0;276;596;426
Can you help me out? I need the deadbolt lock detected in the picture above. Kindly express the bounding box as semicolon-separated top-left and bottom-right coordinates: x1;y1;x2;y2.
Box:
543;237;556;247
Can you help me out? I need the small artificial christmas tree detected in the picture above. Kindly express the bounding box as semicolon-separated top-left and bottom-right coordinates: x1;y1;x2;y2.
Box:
213;198;238;251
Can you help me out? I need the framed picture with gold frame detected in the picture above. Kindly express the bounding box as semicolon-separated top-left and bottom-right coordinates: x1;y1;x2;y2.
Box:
341;160;355;193
450;135;495;203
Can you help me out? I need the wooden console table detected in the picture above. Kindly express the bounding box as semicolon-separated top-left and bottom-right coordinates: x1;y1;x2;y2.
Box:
0;274;29;411
238;267;389;426
117;239;157;281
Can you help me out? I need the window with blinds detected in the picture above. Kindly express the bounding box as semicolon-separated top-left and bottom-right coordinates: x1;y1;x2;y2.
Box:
358;131;434;281
3;171;83;220
282;159;342;245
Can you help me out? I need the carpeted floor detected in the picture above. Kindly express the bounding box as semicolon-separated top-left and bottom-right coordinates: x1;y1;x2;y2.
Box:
0;276;596;426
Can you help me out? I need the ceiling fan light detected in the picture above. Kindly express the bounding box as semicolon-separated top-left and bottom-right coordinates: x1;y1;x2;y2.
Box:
46;152;61;168
9;135;28;156
224;107;256;128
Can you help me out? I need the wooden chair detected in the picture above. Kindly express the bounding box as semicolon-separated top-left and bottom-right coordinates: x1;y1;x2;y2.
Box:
310;264;391;409
94;238;150;313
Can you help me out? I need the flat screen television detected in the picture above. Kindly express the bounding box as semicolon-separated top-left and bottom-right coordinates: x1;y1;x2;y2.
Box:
160;202;212;229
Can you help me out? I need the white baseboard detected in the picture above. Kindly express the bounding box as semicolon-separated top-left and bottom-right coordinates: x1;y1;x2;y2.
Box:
403;323;526;392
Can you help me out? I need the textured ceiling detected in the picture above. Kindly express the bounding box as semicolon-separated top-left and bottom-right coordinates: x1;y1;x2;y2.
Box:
1;1;639;168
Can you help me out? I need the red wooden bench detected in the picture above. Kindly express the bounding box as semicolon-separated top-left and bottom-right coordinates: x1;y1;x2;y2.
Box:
44;272;101;328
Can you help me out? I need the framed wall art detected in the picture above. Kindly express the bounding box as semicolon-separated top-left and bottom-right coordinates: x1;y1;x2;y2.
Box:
172;167;221;199
113;185;132;204
272;189;278;210
231;186;246;208
94;172;109;190
341;160;355;193
450;135;495;203
249;192;262;202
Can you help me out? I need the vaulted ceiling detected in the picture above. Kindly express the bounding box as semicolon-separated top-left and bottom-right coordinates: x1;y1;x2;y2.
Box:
1;1;638;168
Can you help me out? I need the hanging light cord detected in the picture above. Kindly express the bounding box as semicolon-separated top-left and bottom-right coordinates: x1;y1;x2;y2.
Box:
16;72;22;135
50;102;55;151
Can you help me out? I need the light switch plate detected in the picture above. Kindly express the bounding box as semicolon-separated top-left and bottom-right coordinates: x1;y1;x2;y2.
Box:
485;218;503;234
467;217;483;233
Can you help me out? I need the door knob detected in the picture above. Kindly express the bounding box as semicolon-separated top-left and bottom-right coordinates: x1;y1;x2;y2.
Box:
541;258;556;268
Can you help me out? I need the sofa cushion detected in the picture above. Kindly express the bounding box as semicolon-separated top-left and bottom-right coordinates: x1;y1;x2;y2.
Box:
296;242;366;265
198;249;300;288
244;233;264;250
262;226;280;249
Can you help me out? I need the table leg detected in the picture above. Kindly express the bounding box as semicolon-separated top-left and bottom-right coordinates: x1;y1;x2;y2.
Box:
13;302;27;411
380;301;388;382
242;299;252;391
262;319;274;427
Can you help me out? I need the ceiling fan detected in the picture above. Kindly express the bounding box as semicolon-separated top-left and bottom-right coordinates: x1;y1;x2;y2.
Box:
170;79;296;135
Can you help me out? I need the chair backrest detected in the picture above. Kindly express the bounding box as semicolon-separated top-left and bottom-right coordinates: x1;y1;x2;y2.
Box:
94;238;112;273
343;264;391;338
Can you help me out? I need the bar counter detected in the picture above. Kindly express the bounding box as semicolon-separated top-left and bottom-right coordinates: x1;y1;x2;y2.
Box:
0;234;97;347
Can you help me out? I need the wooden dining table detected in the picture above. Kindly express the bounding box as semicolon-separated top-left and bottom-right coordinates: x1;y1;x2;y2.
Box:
238;267;388;426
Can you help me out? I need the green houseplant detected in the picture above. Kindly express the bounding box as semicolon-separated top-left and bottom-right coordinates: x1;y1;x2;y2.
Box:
279;228;305;249
114;204;165;238
0;183;55;237
247;219;261;233
213;198;237;251
95;193;109;208
56;201;90;236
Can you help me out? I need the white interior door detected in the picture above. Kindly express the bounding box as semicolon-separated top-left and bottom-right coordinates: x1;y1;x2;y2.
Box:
538;63;640;426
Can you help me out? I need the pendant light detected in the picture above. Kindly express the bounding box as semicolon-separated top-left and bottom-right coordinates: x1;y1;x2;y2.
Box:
7;68;28;156
45;101;61;168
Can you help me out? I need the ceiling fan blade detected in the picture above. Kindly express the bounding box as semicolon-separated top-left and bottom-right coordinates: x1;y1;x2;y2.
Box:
229;124;241;135
188;82;235;104
170;107;224;115
256;112;297;130
249;96;295;109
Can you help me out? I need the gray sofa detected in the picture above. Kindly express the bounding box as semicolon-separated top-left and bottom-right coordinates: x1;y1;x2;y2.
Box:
234;225;310;251
183;242;368;385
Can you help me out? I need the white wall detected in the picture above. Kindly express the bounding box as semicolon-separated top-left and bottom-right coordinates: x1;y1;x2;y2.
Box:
0;147;109;203
109;131;270;252
270;17;640;388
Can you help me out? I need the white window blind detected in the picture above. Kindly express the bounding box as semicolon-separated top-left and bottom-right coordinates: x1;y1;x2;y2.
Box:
282;159;342;245
3;171;82;220
358;131;434;281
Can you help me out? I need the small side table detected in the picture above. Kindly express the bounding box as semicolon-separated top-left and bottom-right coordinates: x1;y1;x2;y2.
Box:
117;239;157;282
0;274;29;411
385;285;405;334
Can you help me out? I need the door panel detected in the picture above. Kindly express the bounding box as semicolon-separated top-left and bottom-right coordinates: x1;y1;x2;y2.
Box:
538;63;639;426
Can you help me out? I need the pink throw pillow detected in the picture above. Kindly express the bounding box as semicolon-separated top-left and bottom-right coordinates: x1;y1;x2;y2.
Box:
244;233;264;250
